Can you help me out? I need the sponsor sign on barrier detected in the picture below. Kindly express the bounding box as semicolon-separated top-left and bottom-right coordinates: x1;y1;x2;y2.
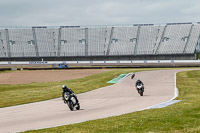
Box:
29;61;48;64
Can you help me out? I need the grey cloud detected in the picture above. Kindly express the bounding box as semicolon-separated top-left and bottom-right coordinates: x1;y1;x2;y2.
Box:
0;0;199;26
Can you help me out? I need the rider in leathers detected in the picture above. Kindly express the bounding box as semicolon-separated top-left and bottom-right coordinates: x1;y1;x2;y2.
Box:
62;85;79;105
135;79;144;91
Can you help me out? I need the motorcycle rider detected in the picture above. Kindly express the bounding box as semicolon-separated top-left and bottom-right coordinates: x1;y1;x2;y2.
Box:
131;73;135;79
62;85;79;105
135;79;144;91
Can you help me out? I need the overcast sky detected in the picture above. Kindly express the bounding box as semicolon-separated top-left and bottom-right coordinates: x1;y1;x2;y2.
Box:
0;0;199;26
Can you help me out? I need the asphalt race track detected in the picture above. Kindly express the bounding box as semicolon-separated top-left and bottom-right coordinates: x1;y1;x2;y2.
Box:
0;69;198;133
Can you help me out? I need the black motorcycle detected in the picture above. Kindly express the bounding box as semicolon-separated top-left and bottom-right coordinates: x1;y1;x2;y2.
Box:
63;92;80;111
136;83;144;96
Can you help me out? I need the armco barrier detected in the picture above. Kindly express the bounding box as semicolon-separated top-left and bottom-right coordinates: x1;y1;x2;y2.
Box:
1;60;200;65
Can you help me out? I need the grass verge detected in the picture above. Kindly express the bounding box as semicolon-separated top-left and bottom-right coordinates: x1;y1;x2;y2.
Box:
22;70;200;133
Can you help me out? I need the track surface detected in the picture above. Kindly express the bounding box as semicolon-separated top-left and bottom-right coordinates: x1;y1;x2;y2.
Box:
0;69;197;133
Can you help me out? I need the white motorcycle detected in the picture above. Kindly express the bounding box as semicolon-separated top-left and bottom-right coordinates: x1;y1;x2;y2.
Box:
136;84;144;96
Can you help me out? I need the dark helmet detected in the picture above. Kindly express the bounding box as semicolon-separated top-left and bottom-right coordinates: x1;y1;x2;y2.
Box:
62;85;67;90
62;85;71;92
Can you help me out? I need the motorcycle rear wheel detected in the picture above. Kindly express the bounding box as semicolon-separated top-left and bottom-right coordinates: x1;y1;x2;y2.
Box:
76;104;80;110
138;90;143;96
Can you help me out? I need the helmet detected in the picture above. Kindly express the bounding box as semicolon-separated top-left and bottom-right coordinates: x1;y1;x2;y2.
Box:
62;85;67;89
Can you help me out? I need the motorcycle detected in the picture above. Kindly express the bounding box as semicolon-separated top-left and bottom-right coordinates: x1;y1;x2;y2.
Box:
63;92;80;111
136;84;144;96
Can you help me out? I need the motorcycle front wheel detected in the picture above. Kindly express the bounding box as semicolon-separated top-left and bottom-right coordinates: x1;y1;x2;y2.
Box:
68;101;74;111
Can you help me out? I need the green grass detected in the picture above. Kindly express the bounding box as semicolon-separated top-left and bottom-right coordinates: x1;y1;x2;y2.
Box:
0;68;162;108
22;69;200;133
0;70;12;74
